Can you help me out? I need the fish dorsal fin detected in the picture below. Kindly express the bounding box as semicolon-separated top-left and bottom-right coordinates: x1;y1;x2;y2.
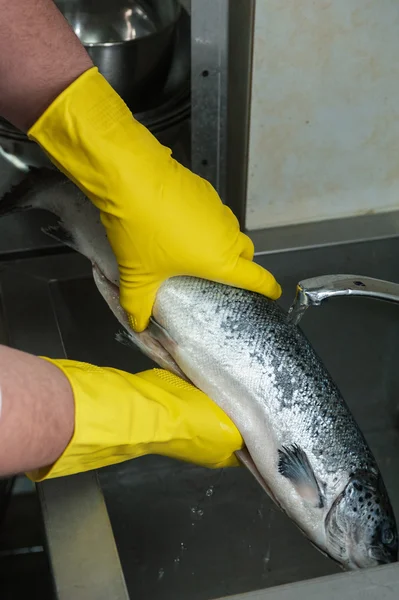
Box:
278;444;324;508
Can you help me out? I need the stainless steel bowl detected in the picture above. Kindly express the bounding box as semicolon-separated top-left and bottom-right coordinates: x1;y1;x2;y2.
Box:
55;0;181;112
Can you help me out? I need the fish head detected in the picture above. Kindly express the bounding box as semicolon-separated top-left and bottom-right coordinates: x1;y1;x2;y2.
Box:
325;471;398;569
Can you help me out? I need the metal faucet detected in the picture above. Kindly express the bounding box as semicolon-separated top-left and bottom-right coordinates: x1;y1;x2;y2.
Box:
287;274;399;325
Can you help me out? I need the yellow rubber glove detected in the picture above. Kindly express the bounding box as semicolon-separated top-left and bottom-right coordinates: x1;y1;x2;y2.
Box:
27;66;281;332
26;359;244;482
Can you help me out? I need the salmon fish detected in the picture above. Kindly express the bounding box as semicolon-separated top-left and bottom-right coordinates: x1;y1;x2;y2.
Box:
0;167;397;570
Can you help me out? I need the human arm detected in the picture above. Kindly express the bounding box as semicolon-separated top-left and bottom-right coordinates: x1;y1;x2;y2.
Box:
0;344;74;476
0;0;92;132
0;344;243;480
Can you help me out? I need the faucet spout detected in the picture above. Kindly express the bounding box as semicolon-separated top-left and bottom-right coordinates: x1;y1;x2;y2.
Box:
287;274;399;326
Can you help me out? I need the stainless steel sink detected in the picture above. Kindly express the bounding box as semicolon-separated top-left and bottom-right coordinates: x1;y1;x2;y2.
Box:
1;220;399;598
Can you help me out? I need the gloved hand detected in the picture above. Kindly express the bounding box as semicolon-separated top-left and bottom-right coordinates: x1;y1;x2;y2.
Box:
26;359;244;482
27;66;282;332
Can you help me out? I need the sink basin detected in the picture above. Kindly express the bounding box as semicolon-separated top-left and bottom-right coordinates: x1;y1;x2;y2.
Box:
0;232;398;599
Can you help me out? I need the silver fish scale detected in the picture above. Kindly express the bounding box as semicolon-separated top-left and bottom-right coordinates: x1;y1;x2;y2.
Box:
155;276;377;486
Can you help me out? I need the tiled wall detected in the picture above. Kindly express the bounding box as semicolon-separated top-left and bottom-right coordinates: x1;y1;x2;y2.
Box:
246;0;399;230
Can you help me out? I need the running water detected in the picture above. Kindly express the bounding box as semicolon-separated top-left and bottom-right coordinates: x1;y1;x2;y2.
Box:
286;301;309;326
286;284;311;326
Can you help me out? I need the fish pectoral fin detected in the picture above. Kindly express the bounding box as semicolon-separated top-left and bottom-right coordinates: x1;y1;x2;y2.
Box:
148;317;179;354
278;444;324;508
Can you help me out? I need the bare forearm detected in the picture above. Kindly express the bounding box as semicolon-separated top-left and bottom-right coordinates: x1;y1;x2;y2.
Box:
0;0;93;131
0;345;74;476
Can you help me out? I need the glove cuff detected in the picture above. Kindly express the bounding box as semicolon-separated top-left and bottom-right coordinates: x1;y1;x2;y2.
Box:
26;359;164;481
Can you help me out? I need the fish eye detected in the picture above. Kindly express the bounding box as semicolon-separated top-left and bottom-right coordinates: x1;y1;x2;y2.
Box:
382;527;395;546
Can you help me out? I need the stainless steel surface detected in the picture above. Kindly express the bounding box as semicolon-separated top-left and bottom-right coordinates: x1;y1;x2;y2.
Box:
215;562;399;600
55;0;181;113
189;0;282;230
288;274;399;326
1;226;399;597
39;473;129;600
226;0;254;228
249;209;399;254
59;1;173;42
190;0;229;201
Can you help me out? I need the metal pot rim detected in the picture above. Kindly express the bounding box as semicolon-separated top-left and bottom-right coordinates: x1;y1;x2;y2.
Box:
58;1;181;48
83;17;180;48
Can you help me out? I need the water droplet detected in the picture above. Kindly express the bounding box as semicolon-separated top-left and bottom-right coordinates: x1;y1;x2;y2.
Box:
158;568;165;581
206;486;214;497
263;544;271;568
190;506;204;517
